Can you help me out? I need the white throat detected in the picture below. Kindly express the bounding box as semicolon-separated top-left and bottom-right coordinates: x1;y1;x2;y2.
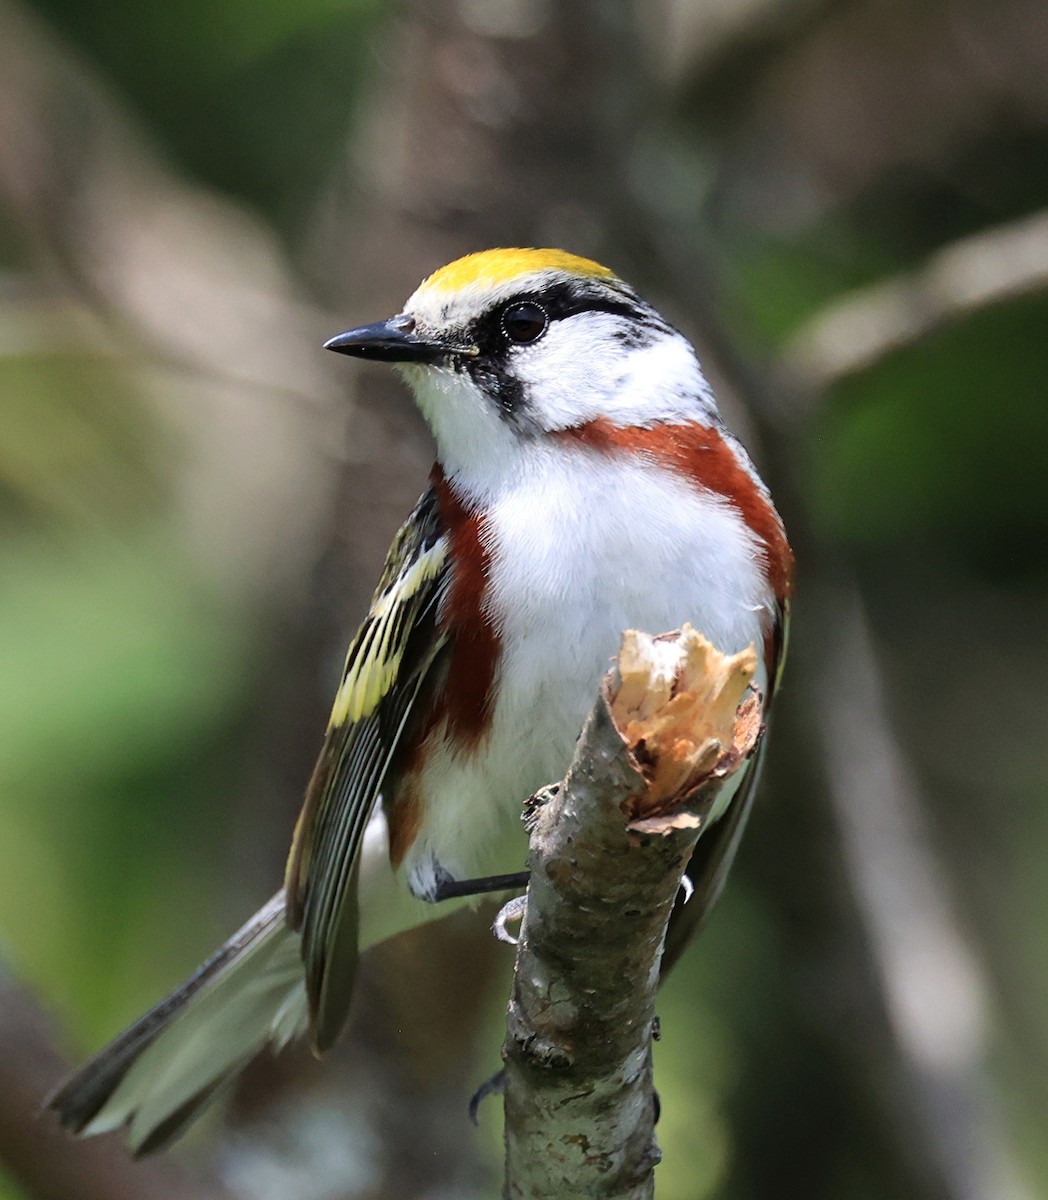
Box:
399;329;720;505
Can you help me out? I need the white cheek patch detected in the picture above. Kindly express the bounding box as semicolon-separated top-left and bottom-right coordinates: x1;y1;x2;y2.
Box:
513;317;717;430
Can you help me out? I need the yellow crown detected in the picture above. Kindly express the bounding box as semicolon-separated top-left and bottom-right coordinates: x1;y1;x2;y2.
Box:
419;248;616;295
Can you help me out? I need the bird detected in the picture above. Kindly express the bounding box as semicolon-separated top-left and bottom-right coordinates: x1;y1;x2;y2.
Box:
48;247;793;1155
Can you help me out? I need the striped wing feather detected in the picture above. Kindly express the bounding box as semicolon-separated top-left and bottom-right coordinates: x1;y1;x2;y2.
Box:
284;487;450;1051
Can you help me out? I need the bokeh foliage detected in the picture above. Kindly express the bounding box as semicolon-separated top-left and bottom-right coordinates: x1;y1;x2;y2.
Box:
2;1;1047;1198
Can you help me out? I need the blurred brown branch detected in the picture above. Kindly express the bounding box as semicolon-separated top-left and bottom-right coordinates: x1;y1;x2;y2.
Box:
0;966;231;1200
810;587;1034;1200
502;630;762;1199
783;209;1048;391
0;0;344;602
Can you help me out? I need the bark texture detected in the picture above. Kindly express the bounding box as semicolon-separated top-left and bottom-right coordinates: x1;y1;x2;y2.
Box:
502;629;762;1200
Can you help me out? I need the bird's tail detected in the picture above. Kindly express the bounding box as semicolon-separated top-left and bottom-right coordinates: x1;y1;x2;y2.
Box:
47;891;308;1155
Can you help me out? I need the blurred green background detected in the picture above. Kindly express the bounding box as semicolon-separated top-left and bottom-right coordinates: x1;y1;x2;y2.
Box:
1;1;1046;1198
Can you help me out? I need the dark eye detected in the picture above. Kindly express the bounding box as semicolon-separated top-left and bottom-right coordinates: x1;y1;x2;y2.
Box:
501;301;548;344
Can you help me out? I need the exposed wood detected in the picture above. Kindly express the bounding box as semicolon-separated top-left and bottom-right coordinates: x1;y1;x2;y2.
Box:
502;628;762;1199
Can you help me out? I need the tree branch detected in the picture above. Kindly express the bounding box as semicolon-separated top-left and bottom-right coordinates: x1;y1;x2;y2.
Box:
501;628;763;1200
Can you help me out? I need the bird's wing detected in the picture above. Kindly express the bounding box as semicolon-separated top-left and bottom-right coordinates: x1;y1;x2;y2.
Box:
661;596;791;975
284;486;451;1051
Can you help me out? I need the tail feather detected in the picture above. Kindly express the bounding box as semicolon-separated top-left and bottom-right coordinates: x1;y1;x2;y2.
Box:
48;891;308;1155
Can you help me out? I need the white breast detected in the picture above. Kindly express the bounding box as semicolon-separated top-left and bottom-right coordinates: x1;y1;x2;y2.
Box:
396;443;773;902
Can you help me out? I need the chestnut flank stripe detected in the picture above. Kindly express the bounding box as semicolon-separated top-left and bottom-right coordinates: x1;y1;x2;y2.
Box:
432;466;501;747
385;467;501;867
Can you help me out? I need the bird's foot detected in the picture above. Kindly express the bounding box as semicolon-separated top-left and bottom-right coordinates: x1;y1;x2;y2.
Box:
468;1069;506;1126
492;893;528;945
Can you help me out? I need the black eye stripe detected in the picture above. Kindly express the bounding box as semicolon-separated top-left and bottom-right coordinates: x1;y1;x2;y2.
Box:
516;280;669;332
453;279;673;435
459;277;672;423
467;281;667;354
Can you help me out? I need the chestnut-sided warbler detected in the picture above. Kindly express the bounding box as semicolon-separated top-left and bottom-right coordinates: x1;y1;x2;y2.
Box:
50;248;793;1154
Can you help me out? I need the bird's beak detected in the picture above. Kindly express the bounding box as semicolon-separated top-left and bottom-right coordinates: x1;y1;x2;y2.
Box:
323;316;472;364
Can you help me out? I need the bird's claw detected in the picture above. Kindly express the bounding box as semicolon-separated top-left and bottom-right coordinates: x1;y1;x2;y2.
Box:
468;1068;506;1125
493;894;528;945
